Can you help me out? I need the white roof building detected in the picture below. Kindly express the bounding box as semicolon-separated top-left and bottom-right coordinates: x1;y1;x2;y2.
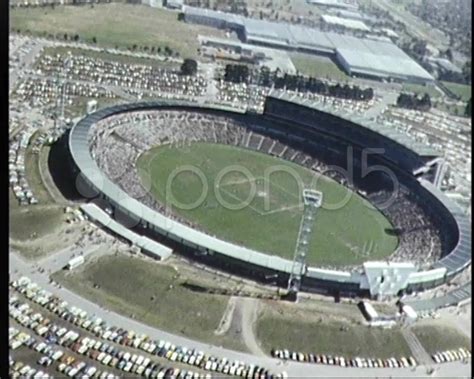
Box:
321;14;371;32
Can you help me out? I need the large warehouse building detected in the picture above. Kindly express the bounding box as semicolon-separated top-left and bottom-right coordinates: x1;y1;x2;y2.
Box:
183;6;434;83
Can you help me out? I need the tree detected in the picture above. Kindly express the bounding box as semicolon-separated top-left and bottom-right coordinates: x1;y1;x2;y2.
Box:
180;59;198;76
73;34;80;42
445;48;453;61
465;98;471;117
462;61;471;83
92;37;97;44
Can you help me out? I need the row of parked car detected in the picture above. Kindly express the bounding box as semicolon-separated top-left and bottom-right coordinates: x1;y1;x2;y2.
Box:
271;349;418;369
9;327;120;379
432;348;471;364
10;297;212;379
10;277;284;379
10;358;54;379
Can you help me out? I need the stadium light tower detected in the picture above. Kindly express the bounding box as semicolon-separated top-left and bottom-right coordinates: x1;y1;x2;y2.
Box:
287;189;323;297
57;53;72;129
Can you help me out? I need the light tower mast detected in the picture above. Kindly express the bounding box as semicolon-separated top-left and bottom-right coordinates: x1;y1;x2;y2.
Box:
57;54;72;129
288;189;323;296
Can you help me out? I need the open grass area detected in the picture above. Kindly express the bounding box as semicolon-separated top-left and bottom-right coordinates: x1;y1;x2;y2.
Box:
10;3;226;58
39;46;181;71
9;190;65;242
24;130;53;204
441;81;472;102
10;131;74;257
433;101;468;118
52;254;247;352
137;143;398;267
290;52;350;82
256;302;412;358
402;83;442;98
411;322;471;355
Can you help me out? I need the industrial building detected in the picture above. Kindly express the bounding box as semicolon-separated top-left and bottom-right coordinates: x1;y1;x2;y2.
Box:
182;6;434;83
305;0;359;11
198;35;297;74
320;14;371;32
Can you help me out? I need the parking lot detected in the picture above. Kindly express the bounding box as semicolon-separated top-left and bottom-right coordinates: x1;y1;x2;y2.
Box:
10;276;283;378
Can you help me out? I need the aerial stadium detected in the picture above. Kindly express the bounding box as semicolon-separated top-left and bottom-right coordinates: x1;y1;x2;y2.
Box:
63;95;471;300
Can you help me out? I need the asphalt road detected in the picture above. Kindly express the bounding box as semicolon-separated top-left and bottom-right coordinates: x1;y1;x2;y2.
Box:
9;250;471;378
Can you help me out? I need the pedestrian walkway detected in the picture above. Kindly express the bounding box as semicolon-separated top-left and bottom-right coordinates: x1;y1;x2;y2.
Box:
402;327;433;367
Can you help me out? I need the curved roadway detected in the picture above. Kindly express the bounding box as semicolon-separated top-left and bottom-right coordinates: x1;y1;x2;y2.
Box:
9;250;471;378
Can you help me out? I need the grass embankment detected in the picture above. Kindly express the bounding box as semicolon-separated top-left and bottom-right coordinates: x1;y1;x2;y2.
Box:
53;254;247;352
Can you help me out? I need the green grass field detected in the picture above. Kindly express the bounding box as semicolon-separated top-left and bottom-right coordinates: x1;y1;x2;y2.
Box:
10;3;226;58
52;254;247;352
402;83;441;98
256;302;412;358
137;143;398;267
434;101;468;118
290;52;350;82
440;81;472;102
9;190;65;242
411;322;471;355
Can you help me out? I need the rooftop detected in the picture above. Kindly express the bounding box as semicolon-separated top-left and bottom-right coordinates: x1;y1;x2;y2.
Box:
321;14;371;31
183;6;434;82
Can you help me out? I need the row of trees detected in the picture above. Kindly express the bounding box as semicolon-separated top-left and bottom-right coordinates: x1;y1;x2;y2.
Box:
180;59;198;76
224;64;251;84
224;64;375;101
396;93;432;111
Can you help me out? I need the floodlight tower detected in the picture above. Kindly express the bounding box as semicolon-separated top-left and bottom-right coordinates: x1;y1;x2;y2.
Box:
287;189;323;296
57;54;72;129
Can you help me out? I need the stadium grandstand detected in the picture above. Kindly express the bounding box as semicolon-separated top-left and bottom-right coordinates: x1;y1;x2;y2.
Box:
65;97;470;299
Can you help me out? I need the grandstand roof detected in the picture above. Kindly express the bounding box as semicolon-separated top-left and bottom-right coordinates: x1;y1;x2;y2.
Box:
81;203;173;260
420;179;472;276
70;101;300;275
306;267;356;283
271;91;440;157
402;281;471;312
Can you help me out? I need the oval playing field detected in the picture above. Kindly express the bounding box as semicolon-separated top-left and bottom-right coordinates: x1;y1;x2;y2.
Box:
137;142;399;268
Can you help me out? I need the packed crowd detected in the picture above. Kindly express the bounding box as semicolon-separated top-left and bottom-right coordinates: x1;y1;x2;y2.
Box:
89;109;443;270
271;349;418;369
10;277;282;379
367;189;443;269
